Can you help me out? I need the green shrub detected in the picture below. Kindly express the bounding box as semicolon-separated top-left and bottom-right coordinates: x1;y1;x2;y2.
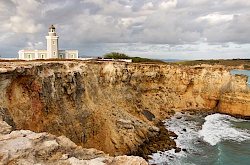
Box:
103;52;164;63
104;52;130;59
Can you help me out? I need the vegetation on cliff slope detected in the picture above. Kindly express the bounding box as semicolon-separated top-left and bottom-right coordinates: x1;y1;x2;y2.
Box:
174;59;250;69
103;52;165;63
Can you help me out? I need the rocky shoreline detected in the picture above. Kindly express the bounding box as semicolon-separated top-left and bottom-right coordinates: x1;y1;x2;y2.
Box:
135;107;250;161
132;121;178;160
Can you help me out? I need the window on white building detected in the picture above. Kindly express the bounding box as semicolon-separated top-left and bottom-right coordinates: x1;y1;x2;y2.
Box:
41;54;45;58
53;51;56;56
71;54;74;58
59;54;63;58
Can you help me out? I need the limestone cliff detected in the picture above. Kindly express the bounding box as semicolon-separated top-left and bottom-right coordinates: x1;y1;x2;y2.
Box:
0;61;249;158
0;117;148;165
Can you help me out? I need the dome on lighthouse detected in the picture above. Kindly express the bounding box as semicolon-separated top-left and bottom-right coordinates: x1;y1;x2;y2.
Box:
49;25;56;33
49;25;55;29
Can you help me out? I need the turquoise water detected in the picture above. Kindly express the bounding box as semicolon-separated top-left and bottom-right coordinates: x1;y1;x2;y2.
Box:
230;70;250;86
215;141;250;165
149;113;250;165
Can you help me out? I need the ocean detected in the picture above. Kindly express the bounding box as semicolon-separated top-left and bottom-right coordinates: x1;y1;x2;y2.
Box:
149;112;250;165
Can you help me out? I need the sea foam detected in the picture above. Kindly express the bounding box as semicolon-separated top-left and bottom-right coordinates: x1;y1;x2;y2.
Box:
149;112;204;165
199;113;250;146
149;113;250;165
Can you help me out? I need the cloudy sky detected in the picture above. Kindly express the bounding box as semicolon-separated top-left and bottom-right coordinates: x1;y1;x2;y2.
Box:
1;0;250;60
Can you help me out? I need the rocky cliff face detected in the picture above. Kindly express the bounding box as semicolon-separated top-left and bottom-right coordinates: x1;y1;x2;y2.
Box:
0;117;148;165
0;61;249;158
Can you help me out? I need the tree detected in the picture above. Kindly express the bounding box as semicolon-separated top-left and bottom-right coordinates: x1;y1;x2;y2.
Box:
104;52;130;59
103;52;165;63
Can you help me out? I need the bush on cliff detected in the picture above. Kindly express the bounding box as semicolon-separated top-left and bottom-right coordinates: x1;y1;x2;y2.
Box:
104;52;130;59
104;52;165;63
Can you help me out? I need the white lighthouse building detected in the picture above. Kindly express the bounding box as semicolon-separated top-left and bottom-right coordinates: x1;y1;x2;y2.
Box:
18;25;78;60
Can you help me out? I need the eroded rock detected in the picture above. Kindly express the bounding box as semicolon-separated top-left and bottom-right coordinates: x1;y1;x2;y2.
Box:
0;119;11;135
0;118;148;165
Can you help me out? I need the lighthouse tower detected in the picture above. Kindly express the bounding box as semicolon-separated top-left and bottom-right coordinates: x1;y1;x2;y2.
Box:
18;25;78;60
46;25;59;58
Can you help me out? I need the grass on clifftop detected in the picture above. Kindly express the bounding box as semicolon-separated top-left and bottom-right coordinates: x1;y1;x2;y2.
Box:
174;59;250;69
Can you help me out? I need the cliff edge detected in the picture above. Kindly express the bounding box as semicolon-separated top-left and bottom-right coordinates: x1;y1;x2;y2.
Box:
0;61;249;159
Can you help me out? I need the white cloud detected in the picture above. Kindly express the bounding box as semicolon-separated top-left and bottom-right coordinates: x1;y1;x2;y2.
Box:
25;41;44;49
1;0;250;59
222;0;250;7
8;0;45;33
197;13;234;25
158;0;177;9
81;0;104;6
141;2;154;10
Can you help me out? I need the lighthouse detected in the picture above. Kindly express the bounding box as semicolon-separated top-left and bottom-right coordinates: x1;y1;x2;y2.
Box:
18;25;78;60
46;25;59;58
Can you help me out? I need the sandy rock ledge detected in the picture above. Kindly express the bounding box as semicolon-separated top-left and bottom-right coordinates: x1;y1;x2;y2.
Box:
0;118;148;165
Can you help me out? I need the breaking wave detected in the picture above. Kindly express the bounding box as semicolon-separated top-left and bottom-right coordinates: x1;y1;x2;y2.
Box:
199;113;250;146
149;113;250;165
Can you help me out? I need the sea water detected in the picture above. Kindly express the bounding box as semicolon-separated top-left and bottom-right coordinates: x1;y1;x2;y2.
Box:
149;112;250;165
230;70;250;86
